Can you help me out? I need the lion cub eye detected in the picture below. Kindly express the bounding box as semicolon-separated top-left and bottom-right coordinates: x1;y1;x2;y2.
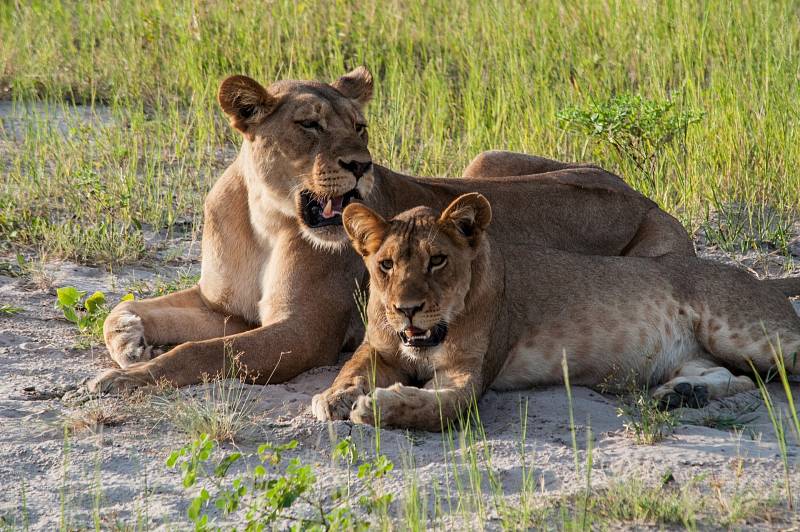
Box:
297;119;323;131
379;259;394;273
429;255;447;271
355;123;367;135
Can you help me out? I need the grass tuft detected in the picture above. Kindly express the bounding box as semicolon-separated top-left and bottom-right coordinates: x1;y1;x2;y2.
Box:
617;388;677;445
154;376;260;444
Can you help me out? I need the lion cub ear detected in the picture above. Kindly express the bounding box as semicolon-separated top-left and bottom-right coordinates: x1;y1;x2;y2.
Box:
218;75;277;139
332;66;374;107
343;203;388;257
439;193;492;247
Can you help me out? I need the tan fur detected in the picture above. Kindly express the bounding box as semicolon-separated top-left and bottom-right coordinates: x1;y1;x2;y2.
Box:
312;195;800;431
93;68;699;392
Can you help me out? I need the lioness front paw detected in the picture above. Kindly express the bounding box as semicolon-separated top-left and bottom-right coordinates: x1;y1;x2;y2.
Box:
104;309;155;368
312;382;368;422
87;367;152;395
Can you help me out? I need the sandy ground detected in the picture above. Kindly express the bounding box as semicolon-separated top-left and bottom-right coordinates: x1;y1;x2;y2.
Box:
1;241;799;530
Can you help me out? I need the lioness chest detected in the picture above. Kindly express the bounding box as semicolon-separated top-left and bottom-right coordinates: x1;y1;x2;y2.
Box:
198;170;272;324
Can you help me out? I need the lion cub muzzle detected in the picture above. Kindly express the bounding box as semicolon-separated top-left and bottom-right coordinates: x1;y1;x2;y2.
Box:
398;323;449;348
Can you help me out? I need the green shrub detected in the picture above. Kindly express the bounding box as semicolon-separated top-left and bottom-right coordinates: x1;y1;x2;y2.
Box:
167;435;394;531
558;94;703;187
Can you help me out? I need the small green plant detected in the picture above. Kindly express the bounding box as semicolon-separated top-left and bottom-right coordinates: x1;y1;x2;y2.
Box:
0;253;27;277
0;303;23;316
617;389;677;445
167;434;394;531
558;94;703;187
54;286;133;345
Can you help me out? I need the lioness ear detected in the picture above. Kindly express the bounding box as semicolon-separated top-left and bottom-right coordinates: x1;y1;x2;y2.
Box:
343;203;388;256
331;66;373;107
218;75;277;138
439;193;492;247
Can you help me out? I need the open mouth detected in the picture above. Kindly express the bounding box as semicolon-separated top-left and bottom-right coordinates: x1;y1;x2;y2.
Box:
300;189;361;228
398;324;448;348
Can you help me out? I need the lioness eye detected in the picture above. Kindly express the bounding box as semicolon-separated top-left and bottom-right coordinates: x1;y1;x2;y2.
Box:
379;259;393;273
355;123;367;135
429;255;447;271
297;119;322;131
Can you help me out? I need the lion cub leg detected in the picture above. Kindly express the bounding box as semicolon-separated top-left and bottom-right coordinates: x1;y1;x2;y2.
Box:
312;343;410;422
690;269;800;376
653;271;800;408
350;367;481;432
104;286;252;368
652;358;755;409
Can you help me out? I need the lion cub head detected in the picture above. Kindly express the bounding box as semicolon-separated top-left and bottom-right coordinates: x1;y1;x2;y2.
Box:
343;193;492;356
218;67;375;249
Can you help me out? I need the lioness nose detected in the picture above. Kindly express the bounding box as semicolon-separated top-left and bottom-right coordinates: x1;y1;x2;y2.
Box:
339;159;373;179
395;303;424;320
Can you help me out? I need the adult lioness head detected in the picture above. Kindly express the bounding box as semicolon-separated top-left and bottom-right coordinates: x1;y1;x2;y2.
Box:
218;67;375;249
343;193;492;355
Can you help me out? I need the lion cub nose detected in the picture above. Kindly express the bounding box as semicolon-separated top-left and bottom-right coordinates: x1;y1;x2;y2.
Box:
339;159;373;179
395;303;424;320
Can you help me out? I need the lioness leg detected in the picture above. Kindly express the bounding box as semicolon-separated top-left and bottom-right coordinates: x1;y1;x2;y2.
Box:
652;358;755;409
103;286;253;368
350;368;481;432
91;312;346;393
90;248;361;392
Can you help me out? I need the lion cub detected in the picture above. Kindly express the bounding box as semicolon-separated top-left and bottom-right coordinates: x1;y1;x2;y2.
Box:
312;193;800;431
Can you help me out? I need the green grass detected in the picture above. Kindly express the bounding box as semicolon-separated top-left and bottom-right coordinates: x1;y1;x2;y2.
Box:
1;0;799;263
1;1;799;528
617;388;678;445
126;269;200;298
0;303;23;316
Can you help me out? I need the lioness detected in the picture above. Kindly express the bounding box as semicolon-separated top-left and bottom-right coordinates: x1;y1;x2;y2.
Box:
312;194;799;431
89;67;785;393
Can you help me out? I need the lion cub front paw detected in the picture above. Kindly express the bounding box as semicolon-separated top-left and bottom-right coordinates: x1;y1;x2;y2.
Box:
350;386;405;427
350;394;378;426
312;380;368;422
104;309;155;368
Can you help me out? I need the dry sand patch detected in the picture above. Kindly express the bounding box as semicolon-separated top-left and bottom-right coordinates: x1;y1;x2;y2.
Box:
1;257;799;529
